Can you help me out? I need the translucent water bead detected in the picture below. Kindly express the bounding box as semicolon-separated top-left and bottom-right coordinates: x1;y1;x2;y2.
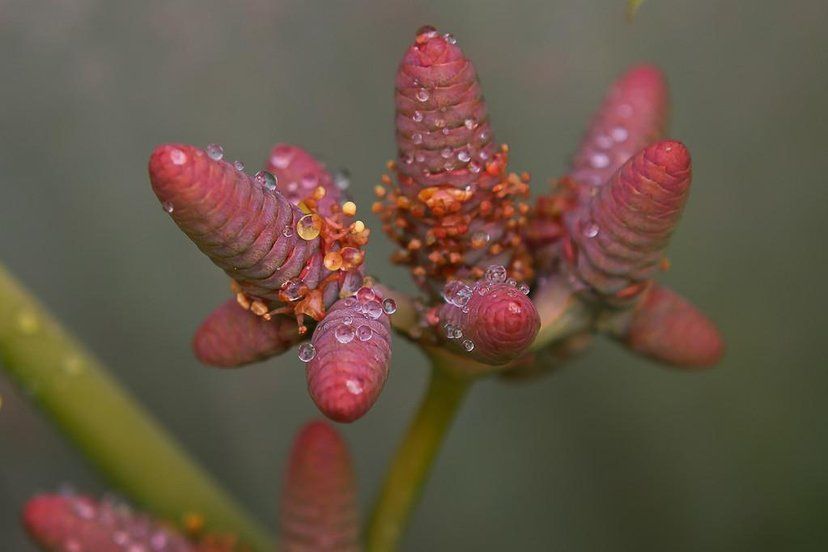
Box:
484;265;508;284
442;281;472;307
206;143;224;161
296;214;322;240
297;343;316;362
255;170;278;191
335;324;355;344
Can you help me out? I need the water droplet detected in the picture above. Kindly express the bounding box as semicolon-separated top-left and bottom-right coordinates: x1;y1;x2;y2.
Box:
233;160;245;171
343;315;354;325
162;201;174;214
335;324;355;344
382;298;397;314
403;152;414;165
507;278;517;287
296;214;322;240
169;149;187;165
441;147;452;159
442;281;472;307
464;118;477;130
271;149;292;168
434;118;446;128
415;153;425;163
357;325;373;341
282;225;294;237
72;499;96;520
300;172;318;189
281;278;304;301
476;283;490;296
611;126;629;142
297;343;316;362
255;170;278;191
364;300;383;319
478;149;490;161
416;25;438;39
462;339;475;352
356;287;377;303
416;88;430;102
412;133;423;145
412;110;424;122
583;222;599;238
333;169;351;190
346;379;364;394
441;127;450;135
595;134;613;149
457;150;471;163
478;130;489;141
484;265;508;284
443;33;457;44
468;161;481;174
205;144;224;161
518;282;530;295
590;153;610;168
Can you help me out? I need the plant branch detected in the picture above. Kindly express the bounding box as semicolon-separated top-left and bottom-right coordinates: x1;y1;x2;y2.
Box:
365;356;472;551
0;264;274;551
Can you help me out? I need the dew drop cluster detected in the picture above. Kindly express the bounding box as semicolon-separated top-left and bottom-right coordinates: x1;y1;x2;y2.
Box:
48;492;192;552
440;265;532;354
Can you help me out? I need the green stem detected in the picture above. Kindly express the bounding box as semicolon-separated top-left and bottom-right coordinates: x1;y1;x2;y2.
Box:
366;360;472;551
0;264;273;551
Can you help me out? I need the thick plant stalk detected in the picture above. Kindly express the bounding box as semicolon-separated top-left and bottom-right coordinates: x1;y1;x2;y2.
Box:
366;360;471;552
0;264;273;551
280;421;359;551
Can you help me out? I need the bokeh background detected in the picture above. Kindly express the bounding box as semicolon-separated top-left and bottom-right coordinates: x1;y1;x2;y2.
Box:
1;1;827;550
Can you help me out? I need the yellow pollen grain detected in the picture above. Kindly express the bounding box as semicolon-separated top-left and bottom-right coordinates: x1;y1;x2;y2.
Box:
183;513;205;536
342;201;357;216
351;220;365;233
324;251;344;271
236;293;251;310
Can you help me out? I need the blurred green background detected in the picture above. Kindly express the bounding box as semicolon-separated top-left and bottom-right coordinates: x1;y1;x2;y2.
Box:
1;1;826;550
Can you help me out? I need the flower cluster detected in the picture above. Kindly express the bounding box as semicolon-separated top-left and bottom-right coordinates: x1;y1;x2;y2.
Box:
146;25;722;424
17;23;726;552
